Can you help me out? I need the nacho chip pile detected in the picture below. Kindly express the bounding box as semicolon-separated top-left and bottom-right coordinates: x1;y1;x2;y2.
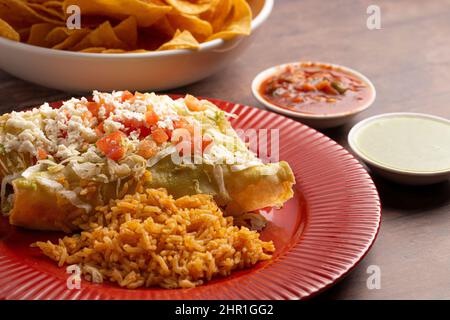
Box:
0;0;252;53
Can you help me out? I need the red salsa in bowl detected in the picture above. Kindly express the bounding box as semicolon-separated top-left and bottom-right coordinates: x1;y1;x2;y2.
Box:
256;62;375;117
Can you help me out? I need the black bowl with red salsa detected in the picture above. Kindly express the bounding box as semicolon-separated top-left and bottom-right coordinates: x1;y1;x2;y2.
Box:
259;62;374;116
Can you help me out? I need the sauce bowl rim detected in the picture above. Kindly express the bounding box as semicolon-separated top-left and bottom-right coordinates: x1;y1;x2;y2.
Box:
348;112;450;176
251;61;377;120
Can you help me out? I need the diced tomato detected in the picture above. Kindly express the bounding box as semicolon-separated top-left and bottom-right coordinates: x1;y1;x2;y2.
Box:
118;114;156;139
138;126;152;139
291;96;304;103
173;118;194;136
96;131;126;161
184;94;206;111
174;134;192;157
103;104;115;118
299;83;316;92
171;128;190;145
151;128;169;144
137;139;158;159
95;122;104;137
315;80;338;95
173;118;185;129
37;148;48;160
121;117;143;130
121;90;134;102
174;132;213;156
87;102;100;117
201;136;213;152
164;128;173;140
145;111;159;126
88;101;115;119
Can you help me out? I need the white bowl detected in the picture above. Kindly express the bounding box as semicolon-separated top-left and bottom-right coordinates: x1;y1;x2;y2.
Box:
0;0;273;92
348;113;450;185
251;61;376;129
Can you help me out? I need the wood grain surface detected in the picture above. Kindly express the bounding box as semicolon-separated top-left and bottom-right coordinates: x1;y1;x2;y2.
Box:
0;0;449;299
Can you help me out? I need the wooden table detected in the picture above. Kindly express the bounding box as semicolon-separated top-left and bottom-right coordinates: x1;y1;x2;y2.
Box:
0;0;449;299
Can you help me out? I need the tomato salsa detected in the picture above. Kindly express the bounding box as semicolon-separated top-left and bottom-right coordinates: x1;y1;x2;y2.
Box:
259;62;374;116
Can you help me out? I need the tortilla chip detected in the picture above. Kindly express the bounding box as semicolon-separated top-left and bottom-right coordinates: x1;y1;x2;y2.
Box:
45;26;70;47
71;21;128;51
2;0;252;53
201;0;233;32
167;12;212;41
113;16;138;48
52;28;90;50
28;3;65;20
79;47;105;53
75;15;110;29
101;49;126;53
136;26;172;51
153;16;176;37
42;1;64;9
157;29;199;51
80;47;147;54
80;47;148;54
0;0;64;28
100;49;147;53
27;0;62;3
0;18;20;41
128;49;148;53
27;22;56;46
17;27;31;42
166;0;211;15
206;0;251;41
63;0;172;27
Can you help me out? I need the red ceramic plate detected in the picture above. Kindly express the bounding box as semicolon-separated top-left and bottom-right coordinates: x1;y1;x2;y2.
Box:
0;97;381;300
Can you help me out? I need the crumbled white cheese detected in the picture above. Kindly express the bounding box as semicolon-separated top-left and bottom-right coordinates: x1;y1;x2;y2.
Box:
67;119;97;144
17;129;36;143
103;118;124;133
18;140;36;154
55;144;80;160
157;117;175;130
5;117;36;131
82;146;103;163
71;161;101;179
98;106;106;119
92;91;101;103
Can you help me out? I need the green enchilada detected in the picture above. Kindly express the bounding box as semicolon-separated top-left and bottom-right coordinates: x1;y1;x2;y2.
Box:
0;91;295;232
